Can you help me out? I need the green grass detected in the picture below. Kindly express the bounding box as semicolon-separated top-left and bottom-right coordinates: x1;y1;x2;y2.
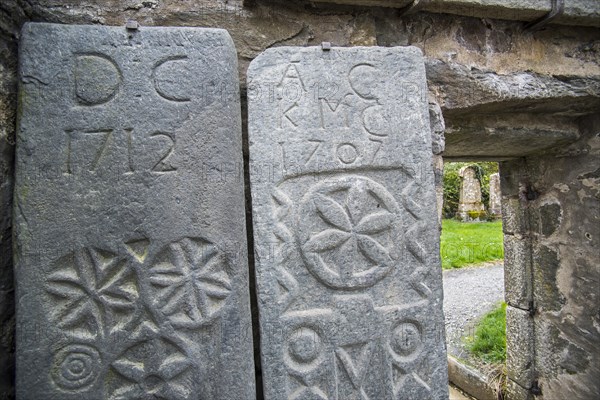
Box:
466;302;507;363
440;219;504;269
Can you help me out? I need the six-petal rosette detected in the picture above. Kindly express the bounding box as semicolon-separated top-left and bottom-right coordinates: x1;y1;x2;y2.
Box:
298;176;402;289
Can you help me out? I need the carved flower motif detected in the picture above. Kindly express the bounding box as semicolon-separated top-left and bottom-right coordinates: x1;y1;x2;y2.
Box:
109;337;193;400
299;176;401;289
148;237;233;328
45;247;139;338
304;191;393;263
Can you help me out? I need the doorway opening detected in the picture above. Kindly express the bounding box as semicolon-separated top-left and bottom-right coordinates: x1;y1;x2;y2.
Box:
440;161;507;398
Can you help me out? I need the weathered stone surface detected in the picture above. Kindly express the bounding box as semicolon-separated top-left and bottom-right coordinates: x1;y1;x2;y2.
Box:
488;173;502;217
14;23;255;399
505;379;532;400
506;306;535;389
501;197;528;236
314;0;600;27
428;98;445;224
433;155;444;225
503;234;533;310
501;114;600;399
0;5;19;396
443;115;581;160
499;160;529;235
532;244;565;312
426;60;600;117
248;46;448;399
0;1;597;399
447;356;498;400
457;165;486;221
529;197;562;237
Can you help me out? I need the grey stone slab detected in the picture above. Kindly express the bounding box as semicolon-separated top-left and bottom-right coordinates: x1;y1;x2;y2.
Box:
248;46;448;400
14;22;255;400
503;234;533;310
506;306;534;389
501;197;528;236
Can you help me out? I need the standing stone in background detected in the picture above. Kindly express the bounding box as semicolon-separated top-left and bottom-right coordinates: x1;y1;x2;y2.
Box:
14;23;255;400
457;165;486;221
248;46;448;399
488;172;502;218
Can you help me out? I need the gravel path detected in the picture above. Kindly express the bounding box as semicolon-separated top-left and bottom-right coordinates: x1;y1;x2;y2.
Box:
443;263;505;359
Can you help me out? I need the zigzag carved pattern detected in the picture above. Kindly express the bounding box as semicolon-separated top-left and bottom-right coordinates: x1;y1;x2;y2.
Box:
272;188;299;312
401;174;432;300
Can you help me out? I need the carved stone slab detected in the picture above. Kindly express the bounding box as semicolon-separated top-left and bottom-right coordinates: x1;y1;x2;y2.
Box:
248;46;449;399
14;23;255;400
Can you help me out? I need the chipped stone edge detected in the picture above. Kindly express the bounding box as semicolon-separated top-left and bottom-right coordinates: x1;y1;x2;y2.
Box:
448;355;499;400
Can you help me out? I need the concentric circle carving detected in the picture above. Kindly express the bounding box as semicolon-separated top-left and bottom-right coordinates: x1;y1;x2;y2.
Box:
51;344;101;391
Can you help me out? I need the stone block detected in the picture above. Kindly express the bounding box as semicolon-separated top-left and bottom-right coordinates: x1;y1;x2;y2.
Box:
501;197;528;235
506;306;535;390
505;379;532;400
499;160;525;197
503;234;532;309
248;46;448;399
14;23;255;399
447;356;498;400
529;199;563;237
532;244;565;312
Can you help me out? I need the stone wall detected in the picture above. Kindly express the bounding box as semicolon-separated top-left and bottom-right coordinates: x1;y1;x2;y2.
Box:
500;113;600;399
0;0;599;398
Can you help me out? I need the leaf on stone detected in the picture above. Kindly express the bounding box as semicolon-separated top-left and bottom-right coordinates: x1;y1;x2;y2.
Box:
194;254;232;294
354;211;393;234
99;291;137;309
304;229;351;253
162;384;191;400
112;359;145;382
314;194;352;231
356;235;390;265
149;263;184;287
45;279;85;298
346;181;370;224
159;286;188;315
57;297;102;334
109;385;143;400
159;353;191;380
